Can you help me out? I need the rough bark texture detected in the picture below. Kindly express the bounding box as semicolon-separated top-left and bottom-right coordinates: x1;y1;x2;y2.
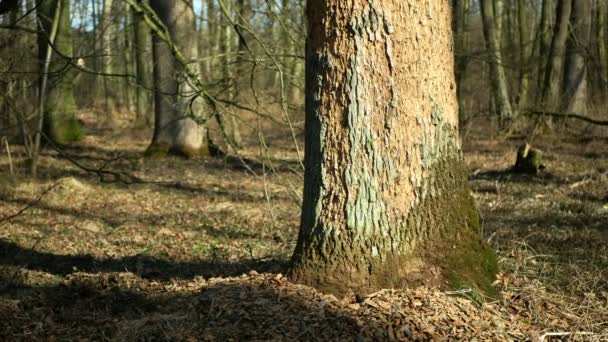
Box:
147;0;208;158
542;0;571;110
289;0;497;296
480;0;513;122
562;0;591;114
37;0;81;144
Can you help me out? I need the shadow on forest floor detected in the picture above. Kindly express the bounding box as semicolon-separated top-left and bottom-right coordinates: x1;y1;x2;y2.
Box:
0;239;285;281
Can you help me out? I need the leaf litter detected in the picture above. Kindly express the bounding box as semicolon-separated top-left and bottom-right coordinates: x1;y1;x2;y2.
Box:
0;116;607;340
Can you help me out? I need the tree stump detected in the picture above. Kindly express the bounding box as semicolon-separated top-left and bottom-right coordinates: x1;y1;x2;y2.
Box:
513;143;545;174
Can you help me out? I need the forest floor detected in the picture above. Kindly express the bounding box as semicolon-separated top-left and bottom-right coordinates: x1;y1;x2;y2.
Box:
0;111;607;341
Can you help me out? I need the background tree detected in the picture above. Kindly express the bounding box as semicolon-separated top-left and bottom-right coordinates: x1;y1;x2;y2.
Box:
132;0;153;127
37;0;82;144
562;0;591;115
147;0;208;157
480;0;513;123
289;0;497;295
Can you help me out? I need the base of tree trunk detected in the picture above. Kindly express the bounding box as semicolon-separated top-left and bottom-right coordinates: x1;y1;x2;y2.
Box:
145;142;210;159
289;159;499;298
513;143;545;174
45;117;82;145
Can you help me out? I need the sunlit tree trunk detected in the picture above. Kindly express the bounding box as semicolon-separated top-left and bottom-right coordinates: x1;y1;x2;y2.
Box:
289;0;497;296
562;0;591;114
481;0;513;122
37;0;82;144
493;0;505;44
541;0;571;110
220;0;242;147
98;0;116;111
147;0;209;157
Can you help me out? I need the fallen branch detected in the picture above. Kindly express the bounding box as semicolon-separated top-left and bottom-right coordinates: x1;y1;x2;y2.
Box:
522;110;608;126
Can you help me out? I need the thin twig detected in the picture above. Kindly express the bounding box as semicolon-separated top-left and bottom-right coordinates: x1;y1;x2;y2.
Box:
522;109;608;126
0;180;64;226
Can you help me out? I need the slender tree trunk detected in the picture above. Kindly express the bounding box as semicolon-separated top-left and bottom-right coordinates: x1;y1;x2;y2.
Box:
596;0;607;98
516;0;532;110
220;0;242;147
122;3;133;113
236;0;251;79
536;0;553;92
147;0;209;158
493;0;505;44
562;0;591;114
541;0;572;110
289;0;497;296
453;0;471;126
98;0;116;112
481;0;513;122
287;0;305;104
37;0;82;144
205;0;216;80
132;0;152;127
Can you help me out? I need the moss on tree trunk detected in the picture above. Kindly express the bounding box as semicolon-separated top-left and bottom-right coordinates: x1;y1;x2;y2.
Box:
289;0;497;297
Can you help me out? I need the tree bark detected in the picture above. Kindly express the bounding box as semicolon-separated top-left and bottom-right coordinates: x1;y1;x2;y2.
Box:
289;0;497;296
516;0;532;109
536;0;554;92
147;0;208;158
37;0;82;144
98;0;117;111
598;0;608;96
541;0;572;110
220;0;242;147
132;0;152;127
453;0;471;125
481;0;513;122
562;0;591;114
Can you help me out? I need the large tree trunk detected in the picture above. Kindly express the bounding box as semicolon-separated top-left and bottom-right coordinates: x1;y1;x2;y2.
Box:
480;0;513;122
37;0;82;144
541;0;572;110
289;0;497;296
562;0;591;114
147;0;208;158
